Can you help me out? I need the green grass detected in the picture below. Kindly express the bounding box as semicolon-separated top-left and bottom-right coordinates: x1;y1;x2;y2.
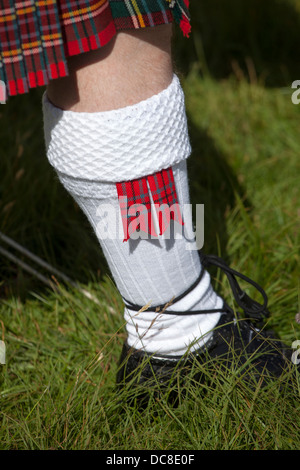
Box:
176;0;300;87
0;71;300;449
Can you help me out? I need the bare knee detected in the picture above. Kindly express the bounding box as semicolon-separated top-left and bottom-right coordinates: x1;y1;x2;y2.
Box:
46;24;174;112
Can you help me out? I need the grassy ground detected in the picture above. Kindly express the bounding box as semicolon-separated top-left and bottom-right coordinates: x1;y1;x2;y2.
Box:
0;69;300;449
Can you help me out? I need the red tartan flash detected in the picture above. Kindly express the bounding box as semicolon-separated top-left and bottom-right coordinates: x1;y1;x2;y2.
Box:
116;167;184;242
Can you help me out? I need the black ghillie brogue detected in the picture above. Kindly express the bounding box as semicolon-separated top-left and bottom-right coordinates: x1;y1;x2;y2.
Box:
116;252;298;405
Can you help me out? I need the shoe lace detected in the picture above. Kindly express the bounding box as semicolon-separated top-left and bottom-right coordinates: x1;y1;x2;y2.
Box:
123;251;269;324
200;252;269;323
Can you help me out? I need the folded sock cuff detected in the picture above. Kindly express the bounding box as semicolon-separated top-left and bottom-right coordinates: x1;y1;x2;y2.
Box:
42;74;191;183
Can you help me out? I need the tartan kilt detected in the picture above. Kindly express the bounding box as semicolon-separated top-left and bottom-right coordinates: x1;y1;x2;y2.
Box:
0;0;191;98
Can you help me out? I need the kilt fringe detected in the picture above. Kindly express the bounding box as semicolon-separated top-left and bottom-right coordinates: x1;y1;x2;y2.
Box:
0;0;68;96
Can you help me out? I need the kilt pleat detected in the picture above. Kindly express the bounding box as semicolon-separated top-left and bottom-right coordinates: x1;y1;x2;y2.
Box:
0;0;69;95
0;0;190;97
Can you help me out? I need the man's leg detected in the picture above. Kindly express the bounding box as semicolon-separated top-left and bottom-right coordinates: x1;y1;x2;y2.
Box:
46;24;174;112
43;25;223;357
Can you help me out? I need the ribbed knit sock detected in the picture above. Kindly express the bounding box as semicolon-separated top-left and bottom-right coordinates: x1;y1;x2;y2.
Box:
43;74;224;356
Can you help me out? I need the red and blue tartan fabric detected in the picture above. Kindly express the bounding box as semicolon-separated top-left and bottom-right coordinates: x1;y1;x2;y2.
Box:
116;167;184;242
0;0;191;97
